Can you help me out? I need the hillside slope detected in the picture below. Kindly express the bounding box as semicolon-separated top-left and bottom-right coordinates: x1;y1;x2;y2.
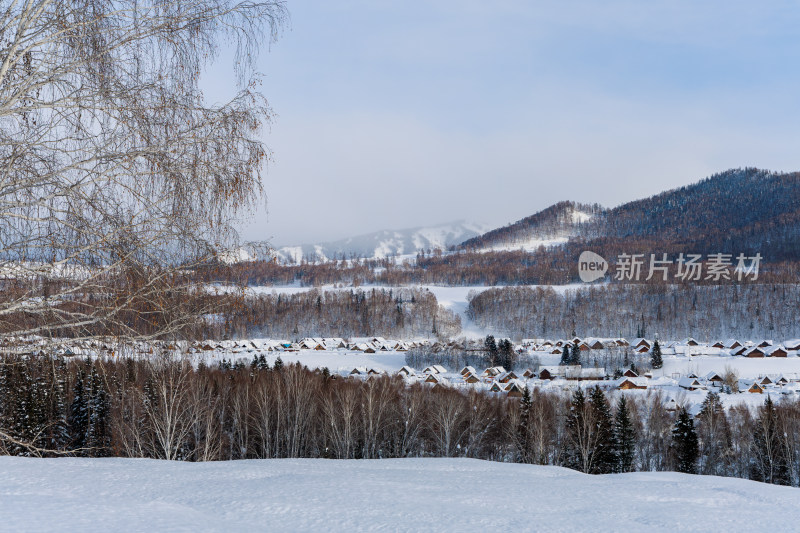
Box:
2;456;798;532
460;201;602;251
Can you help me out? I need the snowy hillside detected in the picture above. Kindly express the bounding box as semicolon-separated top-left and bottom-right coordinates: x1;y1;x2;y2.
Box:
460;201;600;252
2;456;797;532
275;220;489;262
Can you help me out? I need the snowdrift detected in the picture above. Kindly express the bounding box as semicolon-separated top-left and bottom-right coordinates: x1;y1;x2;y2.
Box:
0;457;795;532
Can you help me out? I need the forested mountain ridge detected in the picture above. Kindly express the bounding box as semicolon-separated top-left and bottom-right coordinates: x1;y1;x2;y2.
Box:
461;168;800;261
589;168;800;258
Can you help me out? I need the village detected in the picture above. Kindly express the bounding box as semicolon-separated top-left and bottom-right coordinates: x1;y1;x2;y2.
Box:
7;334;800;410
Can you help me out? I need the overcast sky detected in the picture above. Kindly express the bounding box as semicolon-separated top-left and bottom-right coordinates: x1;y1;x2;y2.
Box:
203;1;800;246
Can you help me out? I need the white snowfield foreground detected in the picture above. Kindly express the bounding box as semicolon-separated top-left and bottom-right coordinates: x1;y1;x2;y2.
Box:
0;457;796;533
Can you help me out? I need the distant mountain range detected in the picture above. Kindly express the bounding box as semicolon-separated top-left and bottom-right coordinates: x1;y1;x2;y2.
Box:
270;168;800;264
274;220;491;262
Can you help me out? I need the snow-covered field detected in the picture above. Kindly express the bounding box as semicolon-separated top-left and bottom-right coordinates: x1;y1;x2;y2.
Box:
1;456;796;532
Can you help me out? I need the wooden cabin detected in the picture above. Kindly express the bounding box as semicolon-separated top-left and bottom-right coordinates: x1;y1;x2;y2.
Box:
397;366;415;376
766;346;788;358
617;377;647;390
460;366;476;376
743;347;765;358
505;382;525;397
464;373;481;384
498;371;519;383
679;377;704;391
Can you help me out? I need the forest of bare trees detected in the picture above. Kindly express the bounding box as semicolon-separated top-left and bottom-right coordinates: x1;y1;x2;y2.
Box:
214;288;461;340
1;354;798;487
468;284;800;340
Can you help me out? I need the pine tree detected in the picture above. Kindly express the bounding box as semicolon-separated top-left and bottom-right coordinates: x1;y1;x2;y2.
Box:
274;356;284;371
68;369;89;452
40;357;69;453
257;354;270;371
517;386;532;462
12;359;43;455
498;339;515;370
560;344;571;366
613;396;636;473
86;365;111;457
651;340;663;369
569;343;581;366
672;407;699;474
589;386;615;474
484;336;498;367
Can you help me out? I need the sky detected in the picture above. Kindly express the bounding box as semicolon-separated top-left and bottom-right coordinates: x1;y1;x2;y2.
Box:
202;1;800;246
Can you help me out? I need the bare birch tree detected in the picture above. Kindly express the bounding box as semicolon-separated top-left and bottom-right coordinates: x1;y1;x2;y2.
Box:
0;0;286;346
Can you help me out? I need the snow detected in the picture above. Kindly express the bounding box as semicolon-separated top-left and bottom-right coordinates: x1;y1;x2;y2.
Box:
658;355;800;381
1;456;797;532
228;349;407;374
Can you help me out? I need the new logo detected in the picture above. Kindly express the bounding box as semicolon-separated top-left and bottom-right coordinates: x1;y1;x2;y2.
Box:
578;251;608;283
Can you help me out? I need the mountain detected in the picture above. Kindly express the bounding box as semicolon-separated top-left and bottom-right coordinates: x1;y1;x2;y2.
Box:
591;168;800;258
460;168;800;262
459;201;603;251
275;220;490;262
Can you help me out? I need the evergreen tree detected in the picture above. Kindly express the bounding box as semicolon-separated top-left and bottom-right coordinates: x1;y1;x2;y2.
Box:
498;339;515;370
86;365;111;457
12;359;44;455
564;388;588;472
569;343;581;366
588;386;615;474
613;396;636;473
38;357;68;453
274;356;284;372
651;340;663;369
560;344;571;366
68;369;89;452
484;336;499;367
257;354;270;371
517;386;532;462
672;407;699;474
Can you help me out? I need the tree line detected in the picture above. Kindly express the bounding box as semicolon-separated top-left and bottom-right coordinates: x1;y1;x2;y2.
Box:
212;287;461;340
468;284;800;340
0;354;797;487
